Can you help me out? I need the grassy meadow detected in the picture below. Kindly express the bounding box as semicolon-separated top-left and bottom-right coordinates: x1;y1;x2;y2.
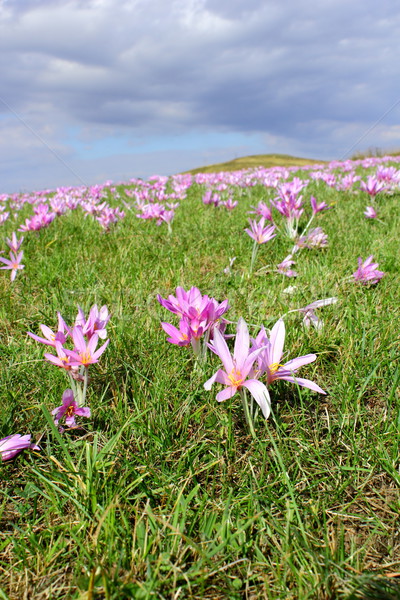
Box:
0;155;399;599
186;153;326;174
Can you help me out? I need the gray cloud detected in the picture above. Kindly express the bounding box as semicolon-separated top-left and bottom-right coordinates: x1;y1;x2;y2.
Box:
1;0;400;191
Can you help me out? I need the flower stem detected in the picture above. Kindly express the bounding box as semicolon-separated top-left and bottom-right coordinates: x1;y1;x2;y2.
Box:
68;371;78;398
240;388;256;439
249;241;259;276
82;367;89;407
201;329;210;363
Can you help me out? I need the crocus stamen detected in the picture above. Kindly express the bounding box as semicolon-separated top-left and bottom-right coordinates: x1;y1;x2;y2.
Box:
228;368;244;387
80;351;92;365
65;405;75;417
268;362;284;375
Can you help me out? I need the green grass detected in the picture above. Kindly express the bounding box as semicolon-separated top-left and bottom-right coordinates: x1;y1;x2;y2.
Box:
185;153;327;174
0;161;399;599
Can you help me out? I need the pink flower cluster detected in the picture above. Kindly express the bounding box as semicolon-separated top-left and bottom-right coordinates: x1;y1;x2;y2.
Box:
270;179;308;238
136;202;177;228
353;255;384;285
19;203;56;232
96;205;125;231
0;205;10;225
158;286;229;357
0;232;24;281
295;227;328;251
28;304;110;429
28;304;109;373
205;317;326;423
359;176;388;199
202;188;238;210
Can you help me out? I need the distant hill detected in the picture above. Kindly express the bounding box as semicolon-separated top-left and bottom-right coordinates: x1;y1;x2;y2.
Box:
184;153;327;175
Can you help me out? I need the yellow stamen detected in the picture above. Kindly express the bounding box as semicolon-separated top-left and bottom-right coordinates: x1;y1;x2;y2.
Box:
80;351;92;364
228;368;244;387
268;362;284;375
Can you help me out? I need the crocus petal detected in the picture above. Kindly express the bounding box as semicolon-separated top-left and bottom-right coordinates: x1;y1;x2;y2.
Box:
233;317;250;368
304;297;338;310
51;406;64;420
304;311;322;330
278;375;326;394
57;312;70;336
283;354;317;372
65;415;77;427
44;353;68;368
75;306;86;327
269;319;285;365
27;331;56;346
0;434;30;450
93;338;109;359
212;327;234;374
242;379;271;419
61;388;75;405
241;345;269;379
204;369;227;390
40;324;56;340
87;333;100;355
75;407;91;418
161;321;180;336
0;434;37;461
72;326;86;352
216;387;237;402
161;321;191;345
364;255;374;266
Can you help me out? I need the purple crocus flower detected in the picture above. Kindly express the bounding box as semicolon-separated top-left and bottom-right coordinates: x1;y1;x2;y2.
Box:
295;227;328;251
221;197;238;211
44;340;76;371
245;218;277;244
248;201;273;221
359;176;387;199
52;389;91;428
28;312;69;347
353;255;384;285
161;319;192;346
310;196;331;215
364;206;377;219
294;297;338;329
157;286;203;318
0;434;40;461
0;209;10;225
0;251;24;281
204;318;271;419
158;286;230;360
159;209;175;224
18;203;56;232
5;232;24;253
64;327;109;367
157;286;229;324
81;305;110;340
252;319;326;394
276;255;297;278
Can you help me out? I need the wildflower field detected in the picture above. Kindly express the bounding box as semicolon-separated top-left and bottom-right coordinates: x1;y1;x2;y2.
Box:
0;155;399;599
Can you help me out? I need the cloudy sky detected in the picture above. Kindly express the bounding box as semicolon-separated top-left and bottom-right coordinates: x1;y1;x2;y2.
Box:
1;0;400;192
